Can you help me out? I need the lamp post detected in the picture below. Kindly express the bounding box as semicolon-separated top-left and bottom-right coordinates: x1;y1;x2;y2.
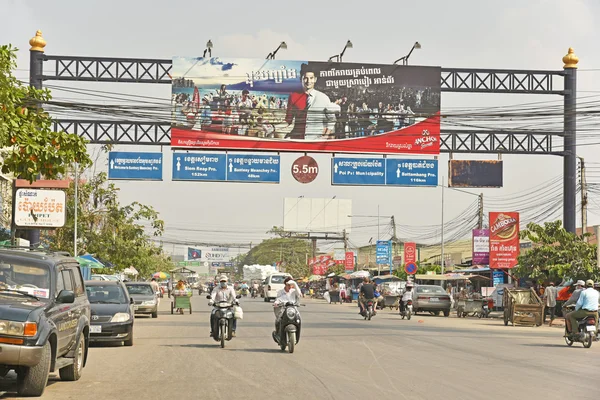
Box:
328;40;353;62
266;41;287;59
393;42;421;65
203;40;213;58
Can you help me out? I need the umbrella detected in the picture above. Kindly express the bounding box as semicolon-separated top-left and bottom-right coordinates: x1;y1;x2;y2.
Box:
75;256;104;269
123;267;139;276
327;272;336;278
308;275;323;282
153;272;170;279
350;270;370;279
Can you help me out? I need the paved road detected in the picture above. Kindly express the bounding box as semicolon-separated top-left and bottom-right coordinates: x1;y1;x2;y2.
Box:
2;295;599;399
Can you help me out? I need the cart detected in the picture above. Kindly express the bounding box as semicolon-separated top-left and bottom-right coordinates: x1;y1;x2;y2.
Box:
456;298;484;318
383;295;400;310
171;292;193;314
503;288;544;326
328;291;342;304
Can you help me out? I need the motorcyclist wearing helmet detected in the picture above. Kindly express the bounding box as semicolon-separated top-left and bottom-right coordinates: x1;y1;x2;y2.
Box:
399;283;414;315
273;277;303;340
209;275;239;337
565;279;599;335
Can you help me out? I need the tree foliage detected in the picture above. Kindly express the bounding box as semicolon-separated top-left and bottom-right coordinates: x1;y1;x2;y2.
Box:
0;45;91;181
237;237;312;278
43;169;171;277
514;220;598;283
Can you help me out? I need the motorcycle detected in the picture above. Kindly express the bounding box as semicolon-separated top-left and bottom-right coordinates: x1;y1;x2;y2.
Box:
361;299;375;320
563;306;596;348
207;294;241;348
478;300;490;319
400;299;413;320
251;287;258;298
272;302;302;353
240;288;249;297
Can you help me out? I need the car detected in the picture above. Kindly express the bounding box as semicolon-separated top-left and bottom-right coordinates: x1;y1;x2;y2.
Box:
263;273;292;302
0;249;91;397
125;282;158;318
85;281;134;346
413;285;452;316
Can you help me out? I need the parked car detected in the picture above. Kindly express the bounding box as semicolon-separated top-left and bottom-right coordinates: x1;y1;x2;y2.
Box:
413;285;452;316
263;273;292;302
125;282;158;318
0;249;90;397
85;280;134;346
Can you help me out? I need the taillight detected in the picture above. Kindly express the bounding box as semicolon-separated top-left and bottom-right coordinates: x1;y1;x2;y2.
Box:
407;300;412;305
268;285;271;291
440;296;450;301
417;296;427;300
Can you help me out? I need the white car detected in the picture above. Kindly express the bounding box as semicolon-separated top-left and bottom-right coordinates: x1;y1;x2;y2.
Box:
263;273;292;302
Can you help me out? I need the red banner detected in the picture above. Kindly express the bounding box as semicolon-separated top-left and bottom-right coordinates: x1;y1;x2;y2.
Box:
404;242;416;265
345;251;355;272
489;212;520;269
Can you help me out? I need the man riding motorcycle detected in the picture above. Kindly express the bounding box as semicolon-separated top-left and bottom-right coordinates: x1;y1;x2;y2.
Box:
399;283;414;315
358;277;376;316
272;277;302;341
209;275;239;337
565;279;599;336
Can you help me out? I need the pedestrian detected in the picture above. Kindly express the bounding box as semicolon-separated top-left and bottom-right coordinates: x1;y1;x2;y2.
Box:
150;278;160;306
543;281;558;326
167;279;173;298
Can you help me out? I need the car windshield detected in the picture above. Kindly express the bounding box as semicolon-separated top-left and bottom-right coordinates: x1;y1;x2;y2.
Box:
270;276;286;284
86;285;127;304
126;285;154;295
0;261;51;300
416;286;446;294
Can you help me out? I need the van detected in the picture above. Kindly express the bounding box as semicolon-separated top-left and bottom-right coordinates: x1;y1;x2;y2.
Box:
263;273;292;302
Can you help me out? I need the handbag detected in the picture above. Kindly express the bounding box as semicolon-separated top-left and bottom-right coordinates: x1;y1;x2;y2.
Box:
234;305;244;320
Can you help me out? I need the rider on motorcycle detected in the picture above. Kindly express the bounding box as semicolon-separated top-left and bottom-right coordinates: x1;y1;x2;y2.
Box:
399;283;414;315
358;277;375;315
209;275;239;337
565;279;599;336
272;277;302;339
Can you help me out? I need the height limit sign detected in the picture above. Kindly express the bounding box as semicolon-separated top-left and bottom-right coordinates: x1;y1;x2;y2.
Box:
291;156;319;184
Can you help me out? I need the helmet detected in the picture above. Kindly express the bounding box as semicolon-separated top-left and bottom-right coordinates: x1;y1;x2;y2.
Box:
575;280;585;287
586;279;594;287
218;275;228;283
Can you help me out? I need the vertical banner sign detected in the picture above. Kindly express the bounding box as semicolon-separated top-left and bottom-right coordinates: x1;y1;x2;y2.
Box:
472;229;490;265
492;270;504;286
403;242;416;265
376;240;391;265
345;251;355;272
333;248;345;262
489;212;520;269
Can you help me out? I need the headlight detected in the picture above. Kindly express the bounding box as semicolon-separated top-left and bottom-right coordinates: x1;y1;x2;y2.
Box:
225;311;234;318
0;320;37;337
142;300;156;305
111;313;130;323
286;308;297;319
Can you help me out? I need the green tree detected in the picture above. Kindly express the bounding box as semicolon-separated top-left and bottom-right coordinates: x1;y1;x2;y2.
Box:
238;237;311;278
514;220;598;283
0;45;91;181
43;169;171;277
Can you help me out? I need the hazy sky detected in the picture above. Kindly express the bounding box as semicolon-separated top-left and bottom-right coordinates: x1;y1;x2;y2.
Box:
2;0;600;255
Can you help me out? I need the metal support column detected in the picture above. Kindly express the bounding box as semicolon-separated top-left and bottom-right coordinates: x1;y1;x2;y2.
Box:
563;48;578;233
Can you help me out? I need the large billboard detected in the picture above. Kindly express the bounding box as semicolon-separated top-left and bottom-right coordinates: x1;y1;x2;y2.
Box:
489;212;520;269
171;57;441;155
283;198;352;233
449;160;503;188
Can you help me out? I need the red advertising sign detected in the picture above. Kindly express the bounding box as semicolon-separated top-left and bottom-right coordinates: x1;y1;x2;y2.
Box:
489;212;520;269
345;251;355;272
404;242;416;265
171;57;441;155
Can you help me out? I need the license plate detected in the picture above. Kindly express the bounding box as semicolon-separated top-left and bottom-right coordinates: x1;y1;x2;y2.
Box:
90;325;101;333
429;298;439;302
586;325;596;332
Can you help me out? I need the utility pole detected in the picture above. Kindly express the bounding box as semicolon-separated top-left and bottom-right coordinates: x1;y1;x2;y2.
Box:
563;48;578;233
478;193;484;229
579;157;588;241
343;229;348;252
440;177;445;277
74;163;79;256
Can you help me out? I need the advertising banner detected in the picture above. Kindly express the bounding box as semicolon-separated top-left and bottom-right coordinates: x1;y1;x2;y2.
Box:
333;248;345;262
345;251;355;272
187;248;202;260
472;229;490;265
376;240;391;265
489;212;520;269
403;242;416;265
15;189;66;228
171;57;441;155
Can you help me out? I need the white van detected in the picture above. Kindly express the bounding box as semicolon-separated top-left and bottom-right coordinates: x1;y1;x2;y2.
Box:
263;273;292;302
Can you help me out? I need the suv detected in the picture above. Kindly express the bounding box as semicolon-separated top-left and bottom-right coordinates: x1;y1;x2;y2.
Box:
0;249;91;396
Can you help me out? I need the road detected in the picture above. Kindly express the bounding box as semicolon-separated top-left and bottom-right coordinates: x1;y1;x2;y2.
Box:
2;295;599;399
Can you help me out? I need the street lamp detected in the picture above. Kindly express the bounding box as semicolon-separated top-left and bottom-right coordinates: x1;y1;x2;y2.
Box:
203;40;213;58
266;41;288;59
328;40;353;62
393;41;421;65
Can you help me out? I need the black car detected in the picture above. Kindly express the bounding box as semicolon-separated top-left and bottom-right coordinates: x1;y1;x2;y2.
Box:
85;281;134;346
0;249;91;397
125;282;158;318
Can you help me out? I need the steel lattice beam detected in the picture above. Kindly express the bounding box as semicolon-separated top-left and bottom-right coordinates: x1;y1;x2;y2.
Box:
53;120;562;155
440;68;564;94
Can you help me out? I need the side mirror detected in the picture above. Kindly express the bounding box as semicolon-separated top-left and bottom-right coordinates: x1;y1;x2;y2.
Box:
236;294;242;299
130;297;134;304
206;295;211;300
56;290;75;304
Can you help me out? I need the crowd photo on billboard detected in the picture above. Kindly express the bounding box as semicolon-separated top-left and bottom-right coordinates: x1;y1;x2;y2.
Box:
171;57;441;154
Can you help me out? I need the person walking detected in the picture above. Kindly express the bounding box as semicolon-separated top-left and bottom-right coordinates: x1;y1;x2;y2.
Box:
543;281;558;326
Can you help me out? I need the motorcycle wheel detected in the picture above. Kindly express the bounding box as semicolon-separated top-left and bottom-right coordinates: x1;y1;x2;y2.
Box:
220;325;226;349
368;308;372;321
280;332;287;351
288;332;296;354
565;328;574;347
407;310;412;320
401;312;405;320
583;333;593;349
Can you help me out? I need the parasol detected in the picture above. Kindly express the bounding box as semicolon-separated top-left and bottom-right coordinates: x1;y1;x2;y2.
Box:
153;271;170;279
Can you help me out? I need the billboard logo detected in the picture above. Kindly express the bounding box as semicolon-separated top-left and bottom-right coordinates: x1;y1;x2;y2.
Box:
188;248;202;260
490;214;518;239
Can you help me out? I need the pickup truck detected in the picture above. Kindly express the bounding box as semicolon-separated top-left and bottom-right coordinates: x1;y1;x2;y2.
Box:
0;249;91;396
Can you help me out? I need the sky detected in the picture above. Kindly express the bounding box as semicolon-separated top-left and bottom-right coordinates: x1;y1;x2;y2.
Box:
2;0;600;257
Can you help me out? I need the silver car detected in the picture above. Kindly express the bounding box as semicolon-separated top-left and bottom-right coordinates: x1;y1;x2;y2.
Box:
413;285;451;317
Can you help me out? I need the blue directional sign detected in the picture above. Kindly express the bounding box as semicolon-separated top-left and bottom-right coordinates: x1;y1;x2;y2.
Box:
385;159;438;187
331;158;385;185
376;240;392;265
172;153;227;181
227;155;280;183
108;152;163;180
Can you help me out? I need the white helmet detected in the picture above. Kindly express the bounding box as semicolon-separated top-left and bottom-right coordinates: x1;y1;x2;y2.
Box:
219;275;228;283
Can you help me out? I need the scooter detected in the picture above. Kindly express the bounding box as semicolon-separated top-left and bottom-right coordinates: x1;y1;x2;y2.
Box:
251;287;258;298
240;288;249;297
400;299;413;320
564;308;596;349
272;302;303;353
361;300;375;321
207;294;241;348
